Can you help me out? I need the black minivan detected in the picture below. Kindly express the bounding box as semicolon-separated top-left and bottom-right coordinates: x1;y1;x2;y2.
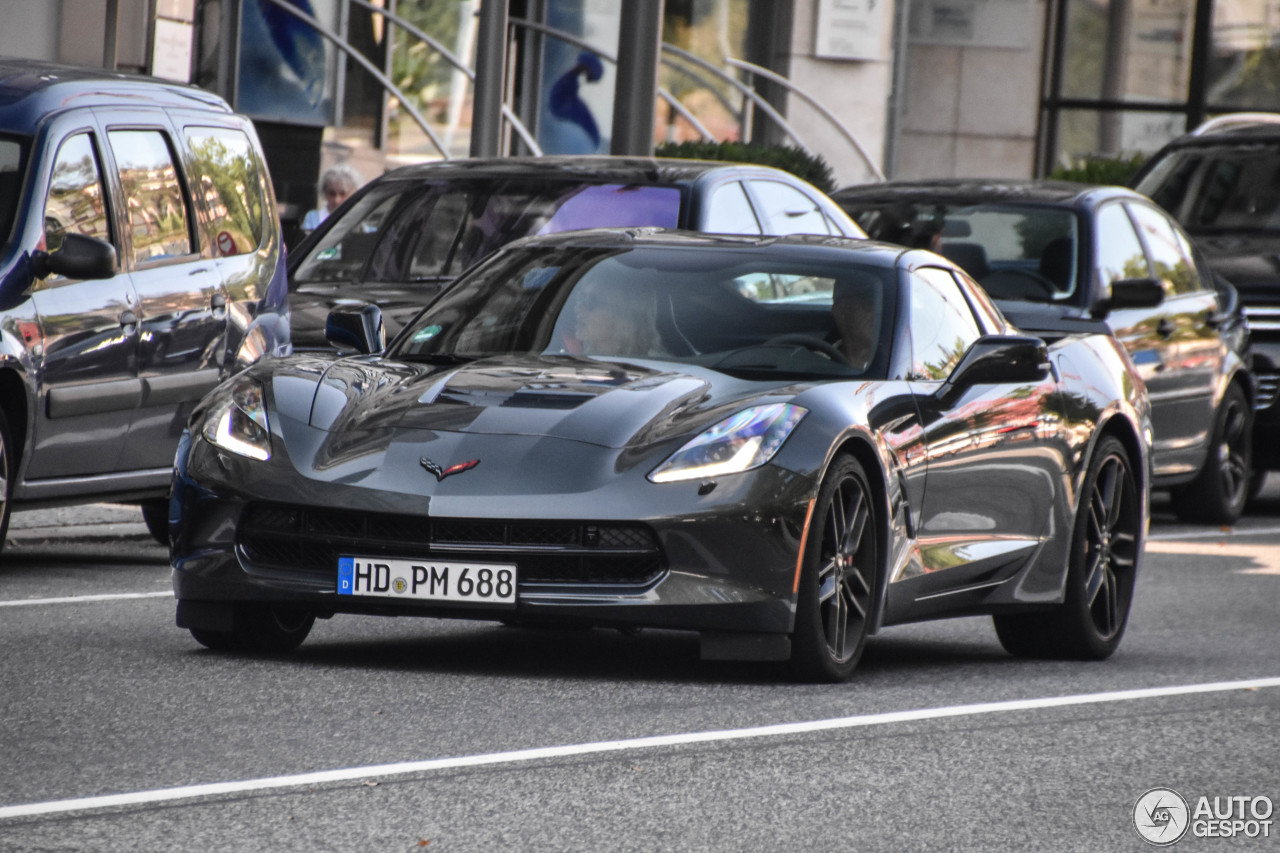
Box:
0;60;289;549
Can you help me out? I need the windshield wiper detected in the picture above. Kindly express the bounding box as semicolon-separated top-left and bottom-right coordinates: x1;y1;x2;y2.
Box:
399;352;477;365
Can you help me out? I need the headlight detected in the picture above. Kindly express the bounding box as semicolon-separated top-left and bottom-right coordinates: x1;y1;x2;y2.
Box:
202;376;271;461
649;403;807;483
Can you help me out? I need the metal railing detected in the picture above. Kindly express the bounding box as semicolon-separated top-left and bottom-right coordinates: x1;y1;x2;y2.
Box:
259;0;881;175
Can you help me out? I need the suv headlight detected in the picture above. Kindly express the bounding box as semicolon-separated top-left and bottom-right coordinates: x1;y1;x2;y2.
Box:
649;403;806;483
203;376;271;461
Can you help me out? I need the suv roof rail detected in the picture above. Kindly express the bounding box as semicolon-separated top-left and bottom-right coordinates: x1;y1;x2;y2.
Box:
1190;112;1280;136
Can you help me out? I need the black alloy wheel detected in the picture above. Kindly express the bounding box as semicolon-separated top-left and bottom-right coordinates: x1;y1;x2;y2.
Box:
0;407;11;552
1171;382;1251;524
789;454;878;682
995;436;1140;659
189;603;315;654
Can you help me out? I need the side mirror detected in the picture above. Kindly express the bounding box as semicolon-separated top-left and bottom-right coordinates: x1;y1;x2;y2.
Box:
1094;277;1164;317
941;334;1049;397
30;233;117;280
326;303;385;355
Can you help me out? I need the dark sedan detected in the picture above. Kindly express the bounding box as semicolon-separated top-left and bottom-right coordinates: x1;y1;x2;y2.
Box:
172;229;1152;682
835;180;1253;524
287;155;865;348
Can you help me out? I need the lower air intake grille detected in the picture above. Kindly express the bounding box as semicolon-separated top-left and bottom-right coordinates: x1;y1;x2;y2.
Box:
237;503;665;586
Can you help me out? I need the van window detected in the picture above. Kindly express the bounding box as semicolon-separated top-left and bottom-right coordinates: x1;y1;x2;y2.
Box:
0;134;26;247
184;127;265;257
107;129;192;264
44;133;111;254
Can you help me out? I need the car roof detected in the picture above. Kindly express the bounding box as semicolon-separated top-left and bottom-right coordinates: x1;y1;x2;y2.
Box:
0;58;231;132
501;226;908;267
1186;113;1280;139
375;155;814;187
832;178;1143;208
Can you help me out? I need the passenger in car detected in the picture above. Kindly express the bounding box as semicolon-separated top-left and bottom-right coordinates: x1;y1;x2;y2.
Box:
559;283;666;357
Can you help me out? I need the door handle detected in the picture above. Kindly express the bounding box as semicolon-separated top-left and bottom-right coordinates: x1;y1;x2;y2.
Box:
1156;318;1176;338
211;293;227;310
119;310;137;327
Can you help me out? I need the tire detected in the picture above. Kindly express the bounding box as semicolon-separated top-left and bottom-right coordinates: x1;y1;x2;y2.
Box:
140;499;169;546
0;407;12;553
994;436;1139;660
789;454;878;682
1246;469;1267;504
1170;383;1251;525
189;604;314;654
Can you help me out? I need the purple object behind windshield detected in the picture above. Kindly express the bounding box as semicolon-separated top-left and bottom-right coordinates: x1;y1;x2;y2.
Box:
538;185;682;234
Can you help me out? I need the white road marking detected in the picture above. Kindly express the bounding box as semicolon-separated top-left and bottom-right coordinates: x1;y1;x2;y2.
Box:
0;592;171;608
1148;524;1280;541
2;676;1277;820
1144;540;1280;575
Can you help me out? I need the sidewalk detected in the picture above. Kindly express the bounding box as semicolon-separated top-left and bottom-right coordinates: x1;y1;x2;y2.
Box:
6;503;152;544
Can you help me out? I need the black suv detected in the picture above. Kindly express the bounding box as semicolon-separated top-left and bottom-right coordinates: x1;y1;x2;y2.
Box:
1134;115;1280;496
0;60;290;550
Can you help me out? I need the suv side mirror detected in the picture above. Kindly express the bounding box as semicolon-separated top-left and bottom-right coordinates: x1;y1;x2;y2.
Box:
940;334;1049;398
1094;277;1164;317
31;233;117;280
326;303;385;354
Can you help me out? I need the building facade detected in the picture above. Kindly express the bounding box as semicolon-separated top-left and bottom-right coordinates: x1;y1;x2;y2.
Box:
4;0;1278;214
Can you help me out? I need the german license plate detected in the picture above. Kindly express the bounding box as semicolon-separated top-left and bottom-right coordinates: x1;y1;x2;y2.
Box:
337;556;517;606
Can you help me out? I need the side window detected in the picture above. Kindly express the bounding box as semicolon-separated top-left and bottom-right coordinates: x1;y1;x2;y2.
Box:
184;127;265;257
1096;203;1151;288
704;181;762;234
1128;203;1202;295
950;269;1005;333
107;129;192;264
750;180;831;235
908;267;983;380
44;133;111;254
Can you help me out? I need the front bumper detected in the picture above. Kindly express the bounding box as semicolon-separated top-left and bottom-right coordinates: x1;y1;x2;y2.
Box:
170;429;816;637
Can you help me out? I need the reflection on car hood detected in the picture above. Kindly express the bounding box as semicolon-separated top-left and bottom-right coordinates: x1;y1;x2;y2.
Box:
1196;234;1280;292
992;301;1110;338
273;354;790;451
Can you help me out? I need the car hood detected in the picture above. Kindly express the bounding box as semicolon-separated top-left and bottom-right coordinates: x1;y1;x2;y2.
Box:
1195;234;1280;294
990;300;1110;338
265;353;795;452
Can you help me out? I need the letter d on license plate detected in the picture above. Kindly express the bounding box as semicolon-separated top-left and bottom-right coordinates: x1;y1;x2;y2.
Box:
337;556;516;606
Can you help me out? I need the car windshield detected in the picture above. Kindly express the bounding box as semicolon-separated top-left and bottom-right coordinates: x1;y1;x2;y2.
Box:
0;134;28;249
1135;143;1280;235
849;200;1082;305
390;243;897;380
292;178;684;285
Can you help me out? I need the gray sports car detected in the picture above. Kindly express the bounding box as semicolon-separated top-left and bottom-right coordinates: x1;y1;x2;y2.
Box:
171;230;1153;682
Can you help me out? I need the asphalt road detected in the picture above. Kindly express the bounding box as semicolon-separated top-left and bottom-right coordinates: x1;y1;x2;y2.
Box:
1;489;1278;852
